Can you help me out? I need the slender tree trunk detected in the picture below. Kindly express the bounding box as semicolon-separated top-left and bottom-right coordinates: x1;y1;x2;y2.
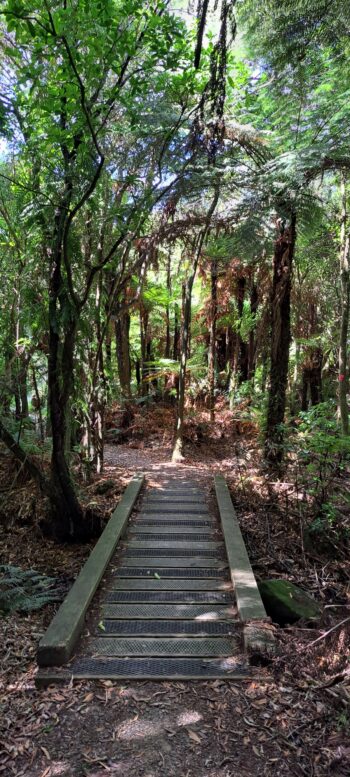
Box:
135;358;141;391
173;302;180;360
237;277;248;383
32;366;44;442
105;322;112;375
165;251;171;359
248;282;258;380
14;382;22;420
19;366;29;418
140;307;149;394
265;213;297;463
338;174;350;435
208;258;218;422
115;299;131;399
290;338;300;415
172;275;194;461
47;205;85;540
301;366;309;411
48;316;85;539
91;275;105;475
310;352;323;406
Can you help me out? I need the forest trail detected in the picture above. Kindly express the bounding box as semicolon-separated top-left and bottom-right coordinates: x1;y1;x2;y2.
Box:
3;440;349;777
37;468;259;681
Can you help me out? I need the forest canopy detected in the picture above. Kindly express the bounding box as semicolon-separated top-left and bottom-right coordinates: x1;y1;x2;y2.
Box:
0;0;350;541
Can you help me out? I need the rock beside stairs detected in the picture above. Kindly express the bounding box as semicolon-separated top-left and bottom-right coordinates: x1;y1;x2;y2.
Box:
258;579;322;625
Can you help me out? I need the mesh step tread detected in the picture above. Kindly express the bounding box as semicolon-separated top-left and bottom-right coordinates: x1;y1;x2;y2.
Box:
89;637;237;657
129;532;217;541
144;499;207;505
101;604;236;619
71;657;249;679
114;566;228;577
122;548;225;558
126;540;222;550
141;509;210;515
114;558;228;568
133;519;216;527
131;527;216;536
111;579;231;591
96;619;236;636
145;492;206;498
104;591;234;604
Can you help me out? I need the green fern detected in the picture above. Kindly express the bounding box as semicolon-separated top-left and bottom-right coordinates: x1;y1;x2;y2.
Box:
0;565;62;614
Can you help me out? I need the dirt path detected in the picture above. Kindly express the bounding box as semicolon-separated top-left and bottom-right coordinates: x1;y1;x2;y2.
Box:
1;441;348;776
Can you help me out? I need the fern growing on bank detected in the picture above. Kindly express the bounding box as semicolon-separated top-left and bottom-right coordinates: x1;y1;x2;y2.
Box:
0;565;62;614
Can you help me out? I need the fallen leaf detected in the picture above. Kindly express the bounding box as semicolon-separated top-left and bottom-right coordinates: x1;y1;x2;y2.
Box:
188;730;201;744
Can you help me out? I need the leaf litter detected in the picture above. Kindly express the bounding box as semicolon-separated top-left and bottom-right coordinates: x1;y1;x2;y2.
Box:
1;406;350;776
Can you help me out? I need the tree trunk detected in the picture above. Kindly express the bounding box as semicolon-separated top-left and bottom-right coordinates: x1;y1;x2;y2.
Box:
248;282;258;380
309;352;323;406
140;307;149;394
338;174;350;435
48;316;85;539
115;300;131;399
105;322;112;375
237;277;249;383
208;258;218;422
301;366;309;411
32;366;45;442
172;275;193;461
47;204;86;540
290;338;300;415
165;251;171;359
173;302;180;360
265;213;297;463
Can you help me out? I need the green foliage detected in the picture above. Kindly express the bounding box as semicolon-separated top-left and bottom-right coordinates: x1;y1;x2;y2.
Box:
291;402;350;543
0;565;61;614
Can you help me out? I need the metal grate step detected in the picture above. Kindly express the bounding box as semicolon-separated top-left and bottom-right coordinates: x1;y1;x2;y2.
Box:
131;526;216;535
133;519;216;528
129;532;216;541
96;619;236;636
144;499;207;506
123;548;224;558
71;657;249;679
115;558;228;568
101;603;236;619
151;490;204;497
141;508;210;515
115;558;228;579
104;590;234;604
127;540;222;550
90;637;237;657
111;578;231;591
114;566;228;577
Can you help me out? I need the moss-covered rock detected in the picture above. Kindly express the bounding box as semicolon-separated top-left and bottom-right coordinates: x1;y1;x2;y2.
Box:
258;579;321;625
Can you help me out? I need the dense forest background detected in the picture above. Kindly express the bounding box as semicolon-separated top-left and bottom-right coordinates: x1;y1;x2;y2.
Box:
1;0;350;542
1;3;350;773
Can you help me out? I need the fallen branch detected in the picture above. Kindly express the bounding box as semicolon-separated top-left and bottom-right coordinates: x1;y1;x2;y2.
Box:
305;616;350;649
